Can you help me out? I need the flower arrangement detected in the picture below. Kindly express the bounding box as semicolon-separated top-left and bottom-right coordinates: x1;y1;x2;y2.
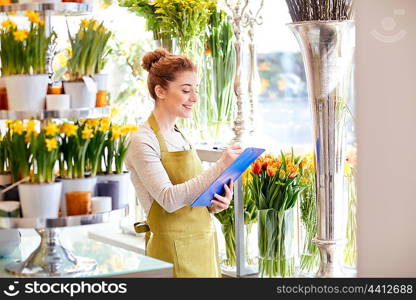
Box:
4;121;31;182
66;19;112;81
248;150;311;277
58;121;94;179
2;120;60;184
215;169;257;268
154;0;216;53
344;147;357;267
0;11;56;76
118;0;167;40
0;128;10;176
205;10;235;140
299;153;320;273
101;123;138;175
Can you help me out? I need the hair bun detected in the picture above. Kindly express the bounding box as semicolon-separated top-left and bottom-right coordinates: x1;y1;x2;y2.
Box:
141;48;171;72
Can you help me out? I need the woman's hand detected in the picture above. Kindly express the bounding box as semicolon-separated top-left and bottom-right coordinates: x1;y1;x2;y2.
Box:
209;180;233;214
219;144;244;166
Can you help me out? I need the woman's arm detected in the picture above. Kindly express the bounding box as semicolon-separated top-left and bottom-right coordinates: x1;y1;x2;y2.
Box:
126;130;229;213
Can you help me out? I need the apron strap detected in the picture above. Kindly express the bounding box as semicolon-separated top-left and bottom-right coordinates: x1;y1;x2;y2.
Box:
147;113;169;153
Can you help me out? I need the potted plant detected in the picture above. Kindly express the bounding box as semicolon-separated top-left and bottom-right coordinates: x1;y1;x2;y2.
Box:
64;19;112;108
0;12;57;111
97;122;137;209
58;120;96;215
18;121;62;218
0;126;11;186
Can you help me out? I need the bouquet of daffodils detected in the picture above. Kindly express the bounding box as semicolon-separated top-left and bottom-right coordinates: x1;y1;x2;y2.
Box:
66;19;112;80
58;121;94;179
101;123;138;175
0;11;56;76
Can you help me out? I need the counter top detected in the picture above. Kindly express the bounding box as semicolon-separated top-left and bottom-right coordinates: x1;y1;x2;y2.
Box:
0;227;172;278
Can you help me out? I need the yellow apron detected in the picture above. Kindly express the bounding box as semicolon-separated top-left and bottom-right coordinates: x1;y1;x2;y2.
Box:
141;113;221;278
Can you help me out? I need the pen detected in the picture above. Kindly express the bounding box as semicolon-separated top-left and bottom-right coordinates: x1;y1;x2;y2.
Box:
213;146;226;150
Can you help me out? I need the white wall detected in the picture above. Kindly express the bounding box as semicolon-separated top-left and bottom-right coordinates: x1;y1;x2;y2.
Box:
356;0;416;277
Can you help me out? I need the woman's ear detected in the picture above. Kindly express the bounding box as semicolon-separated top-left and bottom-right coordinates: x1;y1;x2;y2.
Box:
155;85;166;100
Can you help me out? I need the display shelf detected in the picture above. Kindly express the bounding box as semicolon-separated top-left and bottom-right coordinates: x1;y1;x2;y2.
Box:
0;206;128;229
0;106;109;120
0;2;92;15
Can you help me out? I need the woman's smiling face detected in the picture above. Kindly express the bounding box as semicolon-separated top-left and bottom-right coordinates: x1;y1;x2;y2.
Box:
155;71;198;118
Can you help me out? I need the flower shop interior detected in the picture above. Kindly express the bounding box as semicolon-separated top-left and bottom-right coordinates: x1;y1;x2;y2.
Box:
0;0;415;279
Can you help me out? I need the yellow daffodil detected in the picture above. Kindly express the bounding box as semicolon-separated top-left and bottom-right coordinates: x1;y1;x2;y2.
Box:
26;120;37;135
80;18;90;29
13;121;25;135
1;19;17;31
111;125;122;140
98;118;110;132
44;122;59;136
25;10;40;23
110;105;120;119
13;30;29;42
61;123;78;137
45;138;58;152
86;119;99;128
81;127;94;139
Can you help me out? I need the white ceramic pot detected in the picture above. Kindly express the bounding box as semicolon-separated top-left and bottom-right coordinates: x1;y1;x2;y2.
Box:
93;73;108;91
0;174;12;186
19;182;62;218
46;94;70;110
0;229;21;257
60;177;97;216
97;172;130;209
63;81;96;108
4;74;48;111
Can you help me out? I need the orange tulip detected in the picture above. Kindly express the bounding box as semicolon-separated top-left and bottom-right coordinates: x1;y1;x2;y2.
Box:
252;161;262;175
267;165;277;177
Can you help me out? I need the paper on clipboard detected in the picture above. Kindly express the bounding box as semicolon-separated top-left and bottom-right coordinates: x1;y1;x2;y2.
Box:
191;147;265;207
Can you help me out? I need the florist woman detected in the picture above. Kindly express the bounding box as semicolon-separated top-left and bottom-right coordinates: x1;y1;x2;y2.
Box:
125;49;243;278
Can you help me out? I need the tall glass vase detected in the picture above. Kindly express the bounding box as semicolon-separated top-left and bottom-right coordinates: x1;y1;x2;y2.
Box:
288;21;355;277
257;208;296;278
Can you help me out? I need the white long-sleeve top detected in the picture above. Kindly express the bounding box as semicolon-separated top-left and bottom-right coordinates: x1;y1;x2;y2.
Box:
125;123;227;216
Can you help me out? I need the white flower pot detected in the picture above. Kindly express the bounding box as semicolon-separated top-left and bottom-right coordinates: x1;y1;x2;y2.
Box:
4;74;48;111
0;174;12;186
97;172;130;209
63;81;96;108
0;229;21;258
60;177;97;216
19;182;62;218
46;94;70;110
93;73;108;91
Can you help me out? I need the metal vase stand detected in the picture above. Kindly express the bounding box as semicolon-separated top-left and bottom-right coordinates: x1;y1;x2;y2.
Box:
1;207;128;277
288;20;355;277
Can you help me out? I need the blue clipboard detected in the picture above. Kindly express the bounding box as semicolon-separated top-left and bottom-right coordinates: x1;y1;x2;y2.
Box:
191;147;265;207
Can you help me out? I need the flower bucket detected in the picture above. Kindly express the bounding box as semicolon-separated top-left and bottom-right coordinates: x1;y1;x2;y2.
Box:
60;177;97;216
0;229;20;258
63;81;96;109
258;208;296;278
97;171;129;209
4;74;48;111
19;182;62;218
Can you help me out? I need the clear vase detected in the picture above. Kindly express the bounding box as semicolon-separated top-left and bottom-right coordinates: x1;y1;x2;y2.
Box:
220;222;257;272
258;208;296;278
